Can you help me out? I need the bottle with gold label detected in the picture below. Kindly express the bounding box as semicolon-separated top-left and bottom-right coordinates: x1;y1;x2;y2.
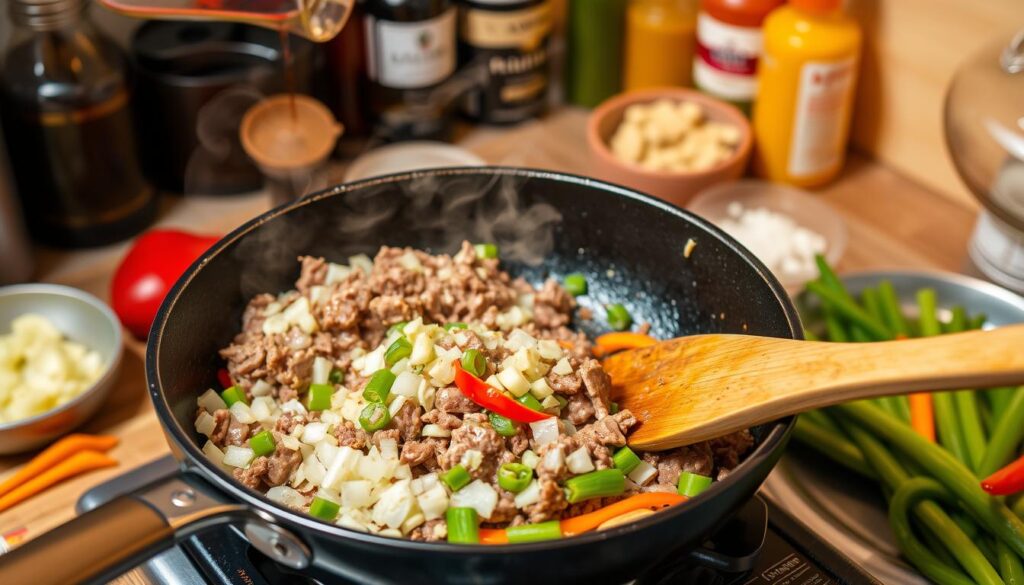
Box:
0;0;156;248
459;0;552;124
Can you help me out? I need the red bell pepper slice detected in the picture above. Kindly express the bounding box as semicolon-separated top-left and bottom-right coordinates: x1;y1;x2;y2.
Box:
981;454;1024;496
453;362;551;423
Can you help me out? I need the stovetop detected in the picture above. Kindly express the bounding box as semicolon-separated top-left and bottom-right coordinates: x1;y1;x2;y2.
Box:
78;457;878;585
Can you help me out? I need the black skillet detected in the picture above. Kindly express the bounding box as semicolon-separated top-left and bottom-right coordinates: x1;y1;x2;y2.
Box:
0;168;801;585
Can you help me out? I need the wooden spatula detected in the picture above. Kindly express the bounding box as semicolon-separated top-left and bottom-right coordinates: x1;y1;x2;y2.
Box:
602;324;1024;450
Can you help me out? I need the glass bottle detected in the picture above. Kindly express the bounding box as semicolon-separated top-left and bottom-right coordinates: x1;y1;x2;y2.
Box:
623;0;698;91
0;0;157;248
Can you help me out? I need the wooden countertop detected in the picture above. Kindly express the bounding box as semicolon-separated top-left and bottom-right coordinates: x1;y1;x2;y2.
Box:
0;107;980;555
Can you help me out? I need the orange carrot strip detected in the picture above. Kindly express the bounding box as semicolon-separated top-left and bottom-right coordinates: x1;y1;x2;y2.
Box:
0;450;118;513
593;332;657;357
0;434;119;498
477;493;687;544
556;340;575;350
910;393;936;442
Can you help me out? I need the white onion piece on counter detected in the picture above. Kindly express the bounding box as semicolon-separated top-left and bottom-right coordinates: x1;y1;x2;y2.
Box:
417;485;449;520
450;480;498;520
312;357;332;385
627;461;658;486
421;424;451;438
250;380;273;397
391;371;421;398
195;411;216;437
566;447;595;474
197;389;227;414
229;402;256;424
223;445;255;468
372;480;415;529
530;418;559;446
302;422;329;444
342;480;374;508
514;480;541;508
267;485;306;509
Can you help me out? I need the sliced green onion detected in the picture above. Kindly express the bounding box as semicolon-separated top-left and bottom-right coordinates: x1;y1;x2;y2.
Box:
441;464;472;492
498;463;533;493
308;496;340;521
358;402;391;432
489;412;518;437
387;321;408;337
677;471;713;497
249;430;276;457
307;383;333;411
444;322;468;331
612;446;642;475
564;468;625;503
506;520;562;543
384;337;412;367
563;273;588;296
461;349;486;378
446;507;479;544
516;393;544;412
362;369;397;403
474;243;499;259
606;304;632;332
220;385;248;407
328;368;344;384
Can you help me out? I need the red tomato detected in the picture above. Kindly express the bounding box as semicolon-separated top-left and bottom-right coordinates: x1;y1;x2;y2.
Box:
111;229;219;340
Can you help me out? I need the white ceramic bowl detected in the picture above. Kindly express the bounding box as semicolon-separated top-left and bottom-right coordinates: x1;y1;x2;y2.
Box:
343;142;486;182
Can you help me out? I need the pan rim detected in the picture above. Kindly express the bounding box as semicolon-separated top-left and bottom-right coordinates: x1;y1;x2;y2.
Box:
147;166;801;554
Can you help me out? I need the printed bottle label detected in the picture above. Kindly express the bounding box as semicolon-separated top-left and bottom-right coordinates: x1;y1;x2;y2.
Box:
693;12;763;101
366;9;457;90
788;58;857;177
462;3;551;50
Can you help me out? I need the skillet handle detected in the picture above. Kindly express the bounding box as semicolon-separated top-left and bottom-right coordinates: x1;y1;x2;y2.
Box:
0;495;174;585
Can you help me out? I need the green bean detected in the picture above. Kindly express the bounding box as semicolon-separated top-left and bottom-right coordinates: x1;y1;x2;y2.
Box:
861;287;885;324
998;539;1024;585
837;401;1024;558
890;478;1004;585
793;416;876;479
814;254;857;302
979;389;1024;477
823;305;849;343
948;306;969;333
918;288;942;337
801;409;844;435
1014;497;1024;521
878;280;910;337
922;527;963;568
955;391;989;472
934;391;971;465
806;280;892;340
988;387;1020;423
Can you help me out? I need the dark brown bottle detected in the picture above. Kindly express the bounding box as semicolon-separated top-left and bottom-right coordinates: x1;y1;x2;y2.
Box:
0;0;157;248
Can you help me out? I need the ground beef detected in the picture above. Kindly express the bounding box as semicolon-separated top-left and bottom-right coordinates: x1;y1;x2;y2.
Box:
219;337;266;378
226;418;255;446
410;519;447;542
296;256;328;293
274;411;306;434
487;490;519;524
401;440;436;467
210;409;231;447
565;392;595;425
578;358;612;418
656;444;714;486
435;386;481;414
334;421;370;449
266;444;303;486
421;409;462;430
574;410;638;452
547;371;582;395
234;457;269;489
443;422;506;479
390;401;423;441
526;477;567;523
371;429;400;448
533;279;575;330
709;430;755;470
509;426;530;457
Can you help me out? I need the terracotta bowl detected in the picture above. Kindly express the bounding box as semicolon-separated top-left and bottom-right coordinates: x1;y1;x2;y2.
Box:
586;88;753;208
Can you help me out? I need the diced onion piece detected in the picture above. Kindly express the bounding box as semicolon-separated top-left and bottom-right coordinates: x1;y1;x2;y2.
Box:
281;399;308;416
542;445;565;475
202;440;227;467
223;445;255;468
379;528;402;537
315;442;339;468
250;380;273;397
379;437;399;461
561;420;577;436
302;422;329;444
513;347;540;373
401;512;426;535
280;434;302;451
250;396;275;422
197;388;227;413
349;254;374;275
266;486;306;508
450;480;498;520
409;334;435;366
552;358;573;376
326;262;351;285
342;480;374;508
566;447;595;474
323;446;362;490
530;378;554;400
388;395;409;417
262;313;288;335
460;449;483;471
506;329;537;351
321;410;342;427
529;418;560;446
628;461;658;486
485;374;505;391
391;371;421;398
394;464;412;480
283;297;318;334
537;339;563;361
398;251;422;272
303;455;327;486
418;383;436;411
195;411;216;437
359;450;394;483
541;395;560;411
229;402;256;424
312;357;332;385
390;357;410;375
421;424;451;438
427;353;456;386
514;480;541;508
372;480;415;529
309;285;328;306
337;514;369;532
497;367;530;397
521;450;540;469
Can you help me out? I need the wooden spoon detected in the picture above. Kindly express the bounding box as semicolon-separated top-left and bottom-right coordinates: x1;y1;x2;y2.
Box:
602;324;1024;450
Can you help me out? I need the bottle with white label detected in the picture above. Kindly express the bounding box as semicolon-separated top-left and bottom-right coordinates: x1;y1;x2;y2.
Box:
752;0;861;188
364;0;458;141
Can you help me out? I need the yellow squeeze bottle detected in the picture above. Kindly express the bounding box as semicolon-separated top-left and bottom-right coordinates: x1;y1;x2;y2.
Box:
752;0;861;187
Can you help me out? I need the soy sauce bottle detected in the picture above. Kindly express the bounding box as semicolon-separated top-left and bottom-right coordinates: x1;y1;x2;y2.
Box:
363;0;458;141
0;0;156;248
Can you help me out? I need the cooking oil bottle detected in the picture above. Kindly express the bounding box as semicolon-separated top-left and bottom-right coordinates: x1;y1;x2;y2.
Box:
752;0;861;188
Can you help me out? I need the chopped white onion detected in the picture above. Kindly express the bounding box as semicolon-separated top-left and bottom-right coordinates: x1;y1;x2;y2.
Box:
561;420;578;436
308;285;329;306
250;380;273;397
541;395;560;411
372;480;415;529
497;367;530;397
537;339;563;361
460;449;483;471
541;445;566;475
409;334;435;366
391;371;421;398
394;464;412;480
418;383;436;411
342;480;374;508
281;399;308;416
401;512;426;535
229;402;256;424
197;388;227;413
323;446;362;489
312;357;333;385
398;251;423;272
521;450;540;469
337;514;369;532
315;442;340;468
325;262;352;284
530;418;560;446
450;480;498;520
301;422;329;444
202;440;227;467
223;445;255;468
566;447;595;474
390;357;410;375
530;377;554;400
388;395;409;417
628;461;658;486
194;411;216;437
303;455;327;486
514;480;541;508
485;374;505;391
349;254;374;275
552;358;573;376
505;329;537;351
266;485;306;508
250;396;274;422
421;424;451;438
379;437;399;461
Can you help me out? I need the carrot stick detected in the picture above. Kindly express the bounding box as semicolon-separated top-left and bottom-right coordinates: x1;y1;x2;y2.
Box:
0;434;119;498
910;393;936;442
0;450;118;512
477;493;687;544
593;332;657;357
